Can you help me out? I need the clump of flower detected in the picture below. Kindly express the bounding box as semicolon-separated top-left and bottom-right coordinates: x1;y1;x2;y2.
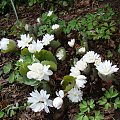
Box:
68;39;75;47
28;90;53;113
67;87;83;103
17;34;32;49
0;38;9;50
27;63;53;81
53;90;64;109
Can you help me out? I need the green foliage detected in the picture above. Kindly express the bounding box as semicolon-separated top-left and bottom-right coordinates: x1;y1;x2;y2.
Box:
76;86;120;120
64;18;80;34
80;99;95;113
98;86;120;110
10;20;26;37
0;103;28;118
50;40;61;49
80;6;115;40
62;75;76;92
0;0;10;14
0;111;4;118
3;62;12;74
41;60;57;71
38;12;58;36
35;49;57;64
76;99;103;120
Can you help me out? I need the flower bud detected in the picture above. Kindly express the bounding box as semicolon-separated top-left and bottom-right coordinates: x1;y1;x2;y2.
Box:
53;97;63;109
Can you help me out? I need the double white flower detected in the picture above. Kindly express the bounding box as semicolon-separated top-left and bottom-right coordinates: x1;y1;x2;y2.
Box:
75;59;87;71
67;87;83;103
53;90;64;109
82;51;100;63
17;34;32;49
0;38;9;50
28;90;53;113
42;34;54;46
56;49;64;60
27;63;53;81
96;60;119;76
28;40;43;53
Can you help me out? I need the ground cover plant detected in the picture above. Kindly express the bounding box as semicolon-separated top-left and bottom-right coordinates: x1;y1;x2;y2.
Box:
0;0;120;119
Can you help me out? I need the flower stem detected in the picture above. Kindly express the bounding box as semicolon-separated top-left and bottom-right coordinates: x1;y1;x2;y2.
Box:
10;0;19;21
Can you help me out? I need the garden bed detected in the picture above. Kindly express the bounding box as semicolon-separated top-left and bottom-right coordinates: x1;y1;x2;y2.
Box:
0;0;120;120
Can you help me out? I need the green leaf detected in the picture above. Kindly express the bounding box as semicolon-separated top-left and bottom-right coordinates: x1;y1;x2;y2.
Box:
105;86;119;98
62;75;75;92
19;63;29;76
10;109;15;117
35;49;57;64
21;48;29;56
50;40;61;49
89;99;95;109
104;103;111;110
18;76;40;86
8;72;15;83
1;40;16;53
0;111;4;118
76;113;84;120
114;97;120;109
41;60;57;71
83;115;89;120
3;62;12;74
98;97;107;105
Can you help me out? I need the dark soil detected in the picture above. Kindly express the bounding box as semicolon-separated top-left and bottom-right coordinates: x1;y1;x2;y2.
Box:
1;0;120;120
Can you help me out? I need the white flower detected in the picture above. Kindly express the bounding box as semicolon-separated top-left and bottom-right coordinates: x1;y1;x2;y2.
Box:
47;11;53;16
76;75;87;88
27;63;53;81
75;59;87;71
96;60;119;76
78;47;86;53
17;34;32;49
28;90;53;113
68;39;75;47
18;58;23;62
82;51;99;63
28;40;43;53
52;24;60;30
70;67;81;78
67;87;83;103
0;38;9;50
37;17;41;23
56;49;64;60
42;34;54;46
53;90;64;109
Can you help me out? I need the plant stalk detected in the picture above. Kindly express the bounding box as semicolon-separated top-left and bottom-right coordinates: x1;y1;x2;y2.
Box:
10;0;19;21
